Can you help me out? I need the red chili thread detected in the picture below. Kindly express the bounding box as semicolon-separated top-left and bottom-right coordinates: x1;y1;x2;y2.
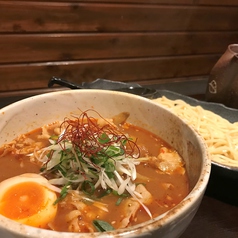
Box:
54;109;140;168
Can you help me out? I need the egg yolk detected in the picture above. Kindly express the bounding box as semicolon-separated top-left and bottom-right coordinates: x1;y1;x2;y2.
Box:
0;180;58;228
0;181;45;219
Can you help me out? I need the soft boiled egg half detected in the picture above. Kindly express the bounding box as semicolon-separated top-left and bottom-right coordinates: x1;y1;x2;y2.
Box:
0;173;59;228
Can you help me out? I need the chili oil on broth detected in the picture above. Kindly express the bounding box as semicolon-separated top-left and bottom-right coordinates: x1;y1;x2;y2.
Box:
116;124;189;226
0;126;51;182
0;115;189;233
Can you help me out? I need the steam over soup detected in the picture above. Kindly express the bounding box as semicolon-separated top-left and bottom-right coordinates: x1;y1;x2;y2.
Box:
0;110;189;233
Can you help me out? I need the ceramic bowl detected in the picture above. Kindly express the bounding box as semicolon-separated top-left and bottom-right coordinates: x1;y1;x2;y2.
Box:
0;89;211;238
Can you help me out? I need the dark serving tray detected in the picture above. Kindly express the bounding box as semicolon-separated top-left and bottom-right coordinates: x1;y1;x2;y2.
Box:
154;89;238;206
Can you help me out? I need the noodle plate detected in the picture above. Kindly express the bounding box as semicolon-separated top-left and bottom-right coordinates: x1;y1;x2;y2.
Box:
153;96;238;167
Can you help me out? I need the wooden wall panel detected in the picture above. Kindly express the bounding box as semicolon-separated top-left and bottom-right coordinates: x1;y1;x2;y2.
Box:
196;0;238;6
0;32;237;64
0;32;238;63
7;0;238;5
0;1;238;96
0;55;219;91
11;0;194;4
0;3;238;33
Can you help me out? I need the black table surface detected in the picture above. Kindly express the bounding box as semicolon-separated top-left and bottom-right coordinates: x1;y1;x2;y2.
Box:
0;90;238;238
182;195;238;238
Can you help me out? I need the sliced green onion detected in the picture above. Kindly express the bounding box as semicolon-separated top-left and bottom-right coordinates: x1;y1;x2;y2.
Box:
116;197;124;206
97;188;112;198
53;182;70;205
93;219;114;232
98;133;110;144
82;180;95;195
35;112;153;217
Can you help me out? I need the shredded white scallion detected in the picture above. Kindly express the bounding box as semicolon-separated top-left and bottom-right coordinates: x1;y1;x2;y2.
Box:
33;115;153;219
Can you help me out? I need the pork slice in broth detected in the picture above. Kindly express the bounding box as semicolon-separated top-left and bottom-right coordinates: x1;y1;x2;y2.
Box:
118;184;153;228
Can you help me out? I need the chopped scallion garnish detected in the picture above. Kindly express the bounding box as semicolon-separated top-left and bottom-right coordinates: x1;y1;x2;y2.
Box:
93;219;114;232
37;110;150;212
53;182;70;205
82;180;95;195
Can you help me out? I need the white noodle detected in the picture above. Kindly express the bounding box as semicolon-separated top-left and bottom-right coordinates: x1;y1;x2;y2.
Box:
153;96;238;167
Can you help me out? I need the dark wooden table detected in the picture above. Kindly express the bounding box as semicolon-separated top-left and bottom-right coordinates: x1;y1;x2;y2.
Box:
0;88;238;238
182;194;238;238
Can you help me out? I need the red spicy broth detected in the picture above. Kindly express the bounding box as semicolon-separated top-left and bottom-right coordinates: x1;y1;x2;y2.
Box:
0;111;189;232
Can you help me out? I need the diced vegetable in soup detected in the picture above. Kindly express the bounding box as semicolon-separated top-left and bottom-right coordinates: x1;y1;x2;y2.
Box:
0;109;189;233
